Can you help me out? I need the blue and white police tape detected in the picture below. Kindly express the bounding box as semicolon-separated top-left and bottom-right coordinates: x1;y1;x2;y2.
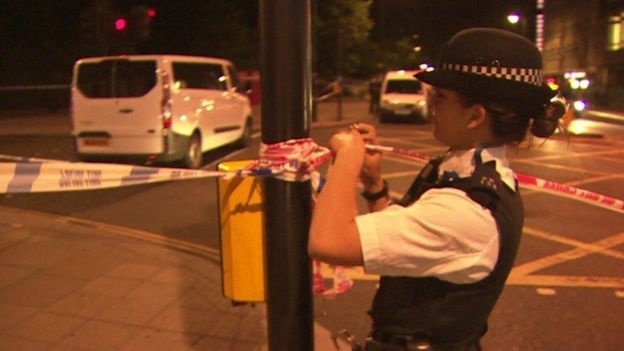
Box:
0;160;229;194
0;138;330;194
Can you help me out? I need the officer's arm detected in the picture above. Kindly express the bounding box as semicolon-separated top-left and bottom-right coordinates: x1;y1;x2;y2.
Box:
309;132;364;266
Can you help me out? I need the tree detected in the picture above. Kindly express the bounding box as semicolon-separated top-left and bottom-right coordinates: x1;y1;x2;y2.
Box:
314;0;373;79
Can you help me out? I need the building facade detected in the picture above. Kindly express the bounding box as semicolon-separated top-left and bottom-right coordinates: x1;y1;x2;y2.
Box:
542;0;624;110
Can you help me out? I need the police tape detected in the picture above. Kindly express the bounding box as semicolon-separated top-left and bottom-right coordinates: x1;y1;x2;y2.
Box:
0;138;329;194
2;140;623;215
516;173;624;214
0;161;227;194
366;144;624;214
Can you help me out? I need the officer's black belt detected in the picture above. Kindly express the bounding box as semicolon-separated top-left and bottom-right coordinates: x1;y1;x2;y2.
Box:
366;331;482;351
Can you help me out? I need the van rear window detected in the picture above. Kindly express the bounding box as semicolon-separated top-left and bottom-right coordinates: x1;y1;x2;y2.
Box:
77;60;157;98
172;62;226;91
386;80;422;94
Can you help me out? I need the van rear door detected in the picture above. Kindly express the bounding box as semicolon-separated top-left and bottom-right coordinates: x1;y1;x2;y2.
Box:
73;58;163;154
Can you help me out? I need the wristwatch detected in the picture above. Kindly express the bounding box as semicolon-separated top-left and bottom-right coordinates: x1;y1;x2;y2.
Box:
361;179;389;201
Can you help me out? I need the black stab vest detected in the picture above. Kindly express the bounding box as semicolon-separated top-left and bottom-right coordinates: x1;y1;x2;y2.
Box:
369;158;524;345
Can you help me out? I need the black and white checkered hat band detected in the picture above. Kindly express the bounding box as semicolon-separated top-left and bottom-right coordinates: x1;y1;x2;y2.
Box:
441;63;543;86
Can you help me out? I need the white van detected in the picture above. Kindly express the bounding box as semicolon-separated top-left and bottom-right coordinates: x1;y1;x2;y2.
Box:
71;55;252;168
379;70;428;123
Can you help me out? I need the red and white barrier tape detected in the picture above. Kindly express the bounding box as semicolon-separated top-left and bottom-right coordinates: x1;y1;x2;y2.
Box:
242;138;332;181
366;144;624;214
516;173;624;214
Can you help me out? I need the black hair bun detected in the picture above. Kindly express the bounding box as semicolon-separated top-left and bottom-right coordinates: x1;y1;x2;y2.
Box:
531;97;567;138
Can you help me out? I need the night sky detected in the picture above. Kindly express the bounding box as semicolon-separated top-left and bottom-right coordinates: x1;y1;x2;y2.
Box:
1;0;532;86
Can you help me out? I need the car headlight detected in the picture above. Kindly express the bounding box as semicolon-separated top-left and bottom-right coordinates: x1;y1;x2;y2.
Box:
573;100;587;112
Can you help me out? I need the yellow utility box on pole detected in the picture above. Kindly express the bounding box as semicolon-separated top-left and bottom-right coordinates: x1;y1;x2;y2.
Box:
217;161;265;303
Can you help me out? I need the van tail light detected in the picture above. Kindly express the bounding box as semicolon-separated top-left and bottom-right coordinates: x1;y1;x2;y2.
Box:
162;111;172;130
161;71;172;131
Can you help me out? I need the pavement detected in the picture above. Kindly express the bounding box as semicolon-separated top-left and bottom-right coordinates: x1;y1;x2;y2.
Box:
0;99;370;351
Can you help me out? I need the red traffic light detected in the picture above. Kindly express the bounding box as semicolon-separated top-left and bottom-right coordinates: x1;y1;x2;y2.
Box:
114;18;127;31
147;8;157;19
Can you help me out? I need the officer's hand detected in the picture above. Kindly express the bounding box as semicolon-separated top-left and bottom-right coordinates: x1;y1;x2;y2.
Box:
329;129;366;174
352;123;383;189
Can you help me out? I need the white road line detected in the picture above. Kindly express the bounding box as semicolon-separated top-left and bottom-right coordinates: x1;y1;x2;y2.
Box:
510;229;624;277
57;216;222;260
0;205;221;260
536;288;557;296
508;275;624;288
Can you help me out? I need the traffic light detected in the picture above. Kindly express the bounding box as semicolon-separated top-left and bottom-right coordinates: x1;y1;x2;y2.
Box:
114;17;127;31
147;7;157;19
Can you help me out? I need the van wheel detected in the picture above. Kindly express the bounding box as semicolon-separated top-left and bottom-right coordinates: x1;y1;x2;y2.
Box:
413;114;427;124
379;113;390;123
184;135;202;169
76;154;92;162
236;119;252;147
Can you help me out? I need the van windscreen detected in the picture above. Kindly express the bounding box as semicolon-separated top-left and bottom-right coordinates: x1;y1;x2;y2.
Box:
386;80;422;94
77;60;157;98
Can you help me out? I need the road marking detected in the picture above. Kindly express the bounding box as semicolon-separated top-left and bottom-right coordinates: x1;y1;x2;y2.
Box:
509;275;624;288
508;228;624;288
377;136;445;152
513;149;621;163
584;110;624;123
536;288;557;296
384;170;419;179
0;205;221;261
56;216;222;261
512;229;624;274
377;129;432;138
383;154;424;167
515;158;611;177
593;154;624;166
565;174;624;188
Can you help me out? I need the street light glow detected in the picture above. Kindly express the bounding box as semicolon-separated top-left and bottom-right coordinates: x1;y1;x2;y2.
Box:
507;13;520;24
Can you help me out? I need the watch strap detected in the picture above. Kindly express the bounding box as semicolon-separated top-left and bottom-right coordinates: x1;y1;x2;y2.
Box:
361;179;389;201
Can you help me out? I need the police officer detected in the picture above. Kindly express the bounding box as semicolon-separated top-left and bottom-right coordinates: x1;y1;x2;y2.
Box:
309;28;565;351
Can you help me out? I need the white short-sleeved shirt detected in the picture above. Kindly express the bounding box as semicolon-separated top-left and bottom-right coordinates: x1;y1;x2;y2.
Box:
355;146;517;284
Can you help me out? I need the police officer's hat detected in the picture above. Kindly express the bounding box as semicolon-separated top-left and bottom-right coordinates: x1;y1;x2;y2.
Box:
415;28;557;105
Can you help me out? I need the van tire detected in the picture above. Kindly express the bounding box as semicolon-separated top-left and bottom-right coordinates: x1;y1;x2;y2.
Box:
184;134;202;169
236;119;252;147
379;113;391;123
413;114;427;124
76;154;91;162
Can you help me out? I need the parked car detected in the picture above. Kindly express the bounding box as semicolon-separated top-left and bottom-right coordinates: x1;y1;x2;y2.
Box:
378;70;428;123
71;55;252;168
